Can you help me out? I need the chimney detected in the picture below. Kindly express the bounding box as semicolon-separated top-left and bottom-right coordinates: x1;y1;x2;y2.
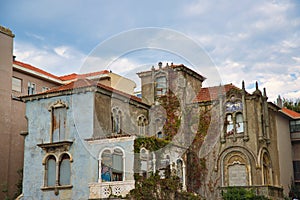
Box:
277;95;283;108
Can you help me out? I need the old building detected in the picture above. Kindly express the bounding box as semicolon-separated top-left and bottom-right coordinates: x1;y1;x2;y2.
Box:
0;24;137;199
19;61;299;199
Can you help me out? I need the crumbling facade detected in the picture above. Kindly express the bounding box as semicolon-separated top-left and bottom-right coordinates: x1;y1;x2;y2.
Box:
20;62;297;199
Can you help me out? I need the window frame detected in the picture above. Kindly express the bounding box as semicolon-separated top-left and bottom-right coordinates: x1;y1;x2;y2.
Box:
137;115;147;135
100;147;125;183
224;99;244;138
48;100;68;143
27;81;36;95
294;160;300;182
112;107;122;134
155;75;167;97
290;120;300;133
43;153;73;190
12;77;22;92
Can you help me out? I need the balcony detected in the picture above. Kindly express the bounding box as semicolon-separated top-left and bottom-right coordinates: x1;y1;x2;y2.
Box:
219;185;284;200
89;180;135;199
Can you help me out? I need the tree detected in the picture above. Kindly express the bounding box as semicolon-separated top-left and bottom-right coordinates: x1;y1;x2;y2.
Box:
282;98;300;113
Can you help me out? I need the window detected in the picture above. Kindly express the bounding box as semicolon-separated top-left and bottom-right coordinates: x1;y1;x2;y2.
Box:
42;86;49;92
49;100;68;143
44;153;71;188
101;148;124;182
140;148;149;177
294;161;300;181
112;107;122;134
59;154;71;185
226;114;234;136
52;107;67;142
224;99;244;137
155;118;164;138
290;120;300;133
46;155;56;187
28;81;36;95
155;76;167;96
137;115;147;135
159;155;170;179
157;131;163;138
236;113;244;133
12;77;22;92
176;159;183;183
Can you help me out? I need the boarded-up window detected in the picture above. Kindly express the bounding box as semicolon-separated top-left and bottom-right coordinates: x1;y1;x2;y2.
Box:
12;77;22;92
47;156;56;186
59;154;71;185
52;107;66;142
228;164;247;186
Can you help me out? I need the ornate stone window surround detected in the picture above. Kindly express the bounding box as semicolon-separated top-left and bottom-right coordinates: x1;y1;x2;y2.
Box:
137;115;148;135
41;152;73;195
48;99;69;143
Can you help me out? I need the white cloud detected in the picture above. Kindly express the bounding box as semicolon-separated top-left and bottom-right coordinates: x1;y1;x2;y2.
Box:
14;41;86;75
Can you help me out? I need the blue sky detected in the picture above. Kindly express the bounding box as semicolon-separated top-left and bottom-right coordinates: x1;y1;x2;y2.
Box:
1;0;300;101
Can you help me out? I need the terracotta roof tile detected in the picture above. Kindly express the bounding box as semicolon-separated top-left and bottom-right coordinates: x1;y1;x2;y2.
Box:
194;84;241;102
13;60;60;80
281;107;300;119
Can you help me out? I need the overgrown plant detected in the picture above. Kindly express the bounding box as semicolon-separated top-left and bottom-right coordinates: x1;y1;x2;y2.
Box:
221;187;269;200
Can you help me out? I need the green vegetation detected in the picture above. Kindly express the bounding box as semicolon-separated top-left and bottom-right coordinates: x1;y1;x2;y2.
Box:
221;187;269;200
288;180;300;199
127;173;201;200
282;98;300;113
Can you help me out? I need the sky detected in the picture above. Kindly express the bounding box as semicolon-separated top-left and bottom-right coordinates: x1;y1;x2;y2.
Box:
1;0;300;101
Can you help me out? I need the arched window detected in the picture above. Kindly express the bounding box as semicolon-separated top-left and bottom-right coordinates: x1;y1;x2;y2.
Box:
101;150;112;182
236;113;244;134
59;154;71;185
224;99;244;138
155;118;164;138
112;149;123;181
112;107;122;134
140;148;149;178
155;76;167;96
176;159;183;183
137;115;147;135
46;155;56;186
101;148;124;182
262;154;271;185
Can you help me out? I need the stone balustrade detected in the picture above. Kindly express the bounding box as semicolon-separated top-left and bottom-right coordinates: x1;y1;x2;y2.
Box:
89;180;135;199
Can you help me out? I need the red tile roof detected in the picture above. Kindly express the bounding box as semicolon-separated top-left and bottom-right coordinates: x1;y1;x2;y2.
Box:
14;60;109;82
281;107;300;119
59;70;110;81
13;60;60;80
194;84;241;102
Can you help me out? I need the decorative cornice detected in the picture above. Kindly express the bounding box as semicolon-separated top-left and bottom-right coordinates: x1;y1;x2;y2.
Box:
0;25;15;37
